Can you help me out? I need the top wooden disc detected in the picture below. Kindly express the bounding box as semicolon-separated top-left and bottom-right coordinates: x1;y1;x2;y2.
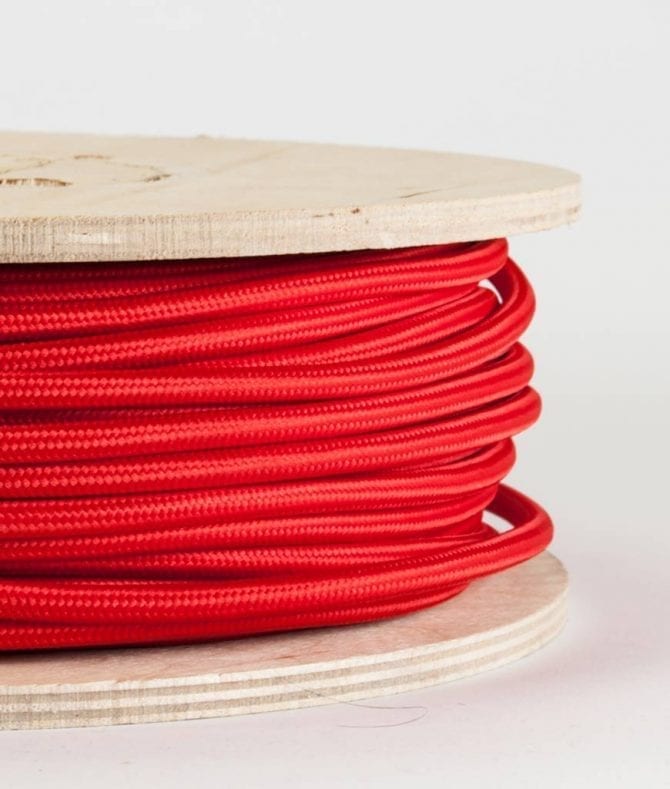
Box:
0;132;580;263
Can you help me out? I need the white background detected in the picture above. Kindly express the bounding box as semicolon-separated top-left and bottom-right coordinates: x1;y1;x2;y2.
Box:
1;1;669;786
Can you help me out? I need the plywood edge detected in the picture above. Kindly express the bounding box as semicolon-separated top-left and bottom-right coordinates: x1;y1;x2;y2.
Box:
0;185;581;263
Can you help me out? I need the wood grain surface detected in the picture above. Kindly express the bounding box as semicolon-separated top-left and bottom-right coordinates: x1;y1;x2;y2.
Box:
0;132;580;262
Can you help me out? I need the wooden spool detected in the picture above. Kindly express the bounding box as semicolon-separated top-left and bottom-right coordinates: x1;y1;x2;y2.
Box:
0;132;580;730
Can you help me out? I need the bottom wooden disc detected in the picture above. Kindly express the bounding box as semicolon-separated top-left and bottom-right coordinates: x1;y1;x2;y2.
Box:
0;552;567;730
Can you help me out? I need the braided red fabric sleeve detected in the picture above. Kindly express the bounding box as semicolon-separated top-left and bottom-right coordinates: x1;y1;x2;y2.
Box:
0;238;552;650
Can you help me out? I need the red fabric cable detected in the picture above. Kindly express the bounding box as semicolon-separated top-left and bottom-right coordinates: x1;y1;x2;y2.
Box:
0;238;552;651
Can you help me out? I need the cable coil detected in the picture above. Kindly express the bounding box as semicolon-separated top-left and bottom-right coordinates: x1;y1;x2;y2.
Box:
0;238;552;650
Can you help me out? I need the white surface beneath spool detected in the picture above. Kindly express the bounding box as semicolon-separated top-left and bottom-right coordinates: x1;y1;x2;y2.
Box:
0;552;567;730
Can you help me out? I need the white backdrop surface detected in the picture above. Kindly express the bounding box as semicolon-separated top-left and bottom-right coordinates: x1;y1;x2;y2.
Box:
1;1;668;786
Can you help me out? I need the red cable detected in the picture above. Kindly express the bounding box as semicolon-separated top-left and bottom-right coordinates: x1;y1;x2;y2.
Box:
0;238;552;651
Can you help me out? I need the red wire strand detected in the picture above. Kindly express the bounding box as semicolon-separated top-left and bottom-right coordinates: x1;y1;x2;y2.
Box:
0;238;552;651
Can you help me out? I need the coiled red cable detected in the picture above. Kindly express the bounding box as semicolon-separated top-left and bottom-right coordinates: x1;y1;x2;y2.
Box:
0;238;552;651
